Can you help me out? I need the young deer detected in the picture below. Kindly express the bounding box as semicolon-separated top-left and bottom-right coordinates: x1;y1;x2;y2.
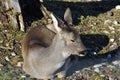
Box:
22;8;86;79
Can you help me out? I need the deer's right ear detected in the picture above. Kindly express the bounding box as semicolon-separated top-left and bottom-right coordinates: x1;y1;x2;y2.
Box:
64;8;73;26
50;13;62;35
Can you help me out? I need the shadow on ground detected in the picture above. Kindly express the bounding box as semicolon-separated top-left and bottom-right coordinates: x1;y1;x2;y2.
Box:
80;34;109;52
65;34;120;77
19;0;120;26
43;0;120;24
66;46;120;76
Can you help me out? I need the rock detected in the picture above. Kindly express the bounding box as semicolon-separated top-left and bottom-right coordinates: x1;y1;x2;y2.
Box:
107;65;114;68
108;26;115;31
75;70;80;73
100;75;105;77
40;0;43;2
107;11;114;16
110;39;114;42
21;75;26;78
103;30;110;34
104;20;111;25
109;76;113;80
16;62;23;67
111;31;115;33
5;56;10;62
110;43;118;49
11;52;16;56
93;52;97;55
94;68;100;73
113;21;119;25
57;72;65;78
112;61;119;65
93;64;102;68
116;5;120;10
3;30;8;32
88;51;98;56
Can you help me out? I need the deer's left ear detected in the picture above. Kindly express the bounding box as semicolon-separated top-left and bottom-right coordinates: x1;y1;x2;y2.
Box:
64;8;73;25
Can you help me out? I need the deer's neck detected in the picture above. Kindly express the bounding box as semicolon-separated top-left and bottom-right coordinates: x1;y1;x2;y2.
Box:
48;35;71;59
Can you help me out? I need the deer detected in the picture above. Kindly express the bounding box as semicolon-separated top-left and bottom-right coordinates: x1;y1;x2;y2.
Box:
21;8;86;79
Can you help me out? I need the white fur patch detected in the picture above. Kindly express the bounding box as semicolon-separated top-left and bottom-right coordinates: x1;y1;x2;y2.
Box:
50;13;62;38
62;52;70;58
55;62;64;69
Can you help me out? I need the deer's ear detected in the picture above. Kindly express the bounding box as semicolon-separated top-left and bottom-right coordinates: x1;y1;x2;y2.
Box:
64;8;73;25
50;13;62;34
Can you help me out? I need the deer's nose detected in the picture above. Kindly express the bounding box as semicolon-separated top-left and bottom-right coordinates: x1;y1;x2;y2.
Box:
78;50;87;56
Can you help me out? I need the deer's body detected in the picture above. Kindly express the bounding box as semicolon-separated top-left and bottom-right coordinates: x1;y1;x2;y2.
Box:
22;8;86;79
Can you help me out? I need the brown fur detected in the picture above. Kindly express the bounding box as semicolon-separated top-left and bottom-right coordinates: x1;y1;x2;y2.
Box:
22;25;55;60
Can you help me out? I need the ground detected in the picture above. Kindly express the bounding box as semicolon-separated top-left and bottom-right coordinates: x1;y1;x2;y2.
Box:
0;0;120;80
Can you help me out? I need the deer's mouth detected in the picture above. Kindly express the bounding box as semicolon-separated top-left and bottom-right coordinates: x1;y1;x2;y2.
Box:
78;50;87;56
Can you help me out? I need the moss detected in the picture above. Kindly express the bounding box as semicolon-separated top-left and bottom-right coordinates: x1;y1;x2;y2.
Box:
11;55;23;65
0;65;25;80
89;75;106;80
77;7;120;53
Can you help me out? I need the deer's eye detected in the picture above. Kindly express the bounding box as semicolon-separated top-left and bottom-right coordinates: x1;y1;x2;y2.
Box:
71;40;75;42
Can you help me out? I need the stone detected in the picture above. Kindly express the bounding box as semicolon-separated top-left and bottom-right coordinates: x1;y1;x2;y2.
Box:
107;11;114;16
100;75;105;77
111;31;115;33
5;56;10;62
116;5;120;10
93;64;102;68
94;68;100;73
93;52;97;55
40;0;43;2
110;39;114;42
21;75;26;78
11;52;16;56
16;62;23;67
75;70;80;73
108;26;115;31
103;30;110;34
107;65;114;68
113;21;118;25
104;20;111;25
112;61;119;65
57;71;65;78
110;43;118;49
